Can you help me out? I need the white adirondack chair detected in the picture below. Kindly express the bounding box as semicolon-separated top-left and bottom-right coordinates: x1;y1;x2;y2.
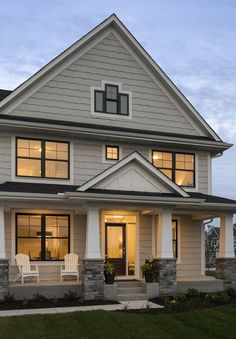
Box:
61;253;79;282
15;254;39;284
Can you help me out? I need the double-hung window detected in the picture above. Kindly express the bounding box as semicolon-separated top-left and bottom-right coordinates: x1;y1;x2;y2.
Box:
95;84;129;115
16;138;69;179
152;151;195;187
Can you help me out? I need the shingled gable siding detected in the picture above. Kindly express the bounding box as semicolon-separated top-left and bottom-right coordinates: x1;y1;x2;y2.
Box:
9;32;205;137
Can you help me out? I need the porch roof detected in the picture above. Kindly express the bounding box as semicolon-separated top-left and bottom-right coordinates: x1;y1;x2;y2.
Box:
0;181;236;209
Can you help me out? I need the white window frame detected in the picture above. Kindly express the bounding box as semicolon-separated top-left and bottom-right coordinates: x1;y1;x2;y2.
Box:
91;80;132;119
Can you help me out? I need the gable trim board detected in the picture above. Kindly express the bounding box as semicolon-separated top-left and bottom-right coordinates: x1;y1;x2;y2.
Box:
0;14;222;142
77;151;190;197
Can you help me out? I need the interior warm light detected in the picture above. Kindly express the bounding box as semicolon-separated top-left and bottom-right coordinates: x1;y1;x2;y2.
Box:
153;155;159;160
113;215;123;219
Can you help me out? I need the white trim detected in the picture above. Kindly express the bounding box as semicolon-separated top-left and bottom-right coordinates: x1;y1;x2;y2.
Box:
151;215;156;258
11;136;74;185
91;80;132;119
201;221;205;275
102;144;123;164
77;152;189;197
0;206;6;258
11;208;74;264
174;216;181;265
208;154;212;194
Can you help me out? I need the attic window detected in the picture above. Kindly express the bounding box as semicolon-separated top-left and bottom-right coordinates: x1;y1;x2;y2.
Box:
105;146;119;160
95;84;129;116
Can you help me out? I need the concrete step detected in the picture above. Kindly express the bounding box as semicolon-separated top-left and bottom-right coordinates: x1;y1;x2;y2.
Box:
117;286;145;294
118;293;148;301
116;281;143;288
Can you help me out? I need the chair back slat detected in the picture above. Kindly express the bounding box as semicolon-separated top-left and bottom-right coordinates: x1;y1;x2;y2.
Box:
64;253;78;271
15;254;31;273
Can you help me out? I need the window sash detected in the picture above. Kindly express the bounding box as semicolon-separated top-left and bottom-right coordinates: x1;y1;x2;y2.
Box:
105;145;119;160
16;138;70;180
152;150;195;187
16;213;70;261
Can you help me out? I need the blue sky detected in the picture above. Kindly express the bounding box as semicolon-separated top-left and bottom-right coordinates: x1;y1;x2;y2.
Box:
0;0;235;198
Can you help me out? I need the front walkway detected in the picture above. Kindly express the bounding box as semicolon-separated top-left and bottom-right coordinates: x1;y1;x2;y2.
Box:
0;300;162;317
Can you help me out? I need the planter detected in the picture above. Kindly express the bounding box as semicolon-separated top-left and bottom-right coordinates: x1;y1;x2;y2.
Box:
104;274;115;284
144;272;154;283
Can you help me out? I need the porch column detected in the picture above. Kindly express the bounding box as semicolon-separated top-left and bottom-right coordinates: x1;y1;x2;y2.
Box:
82;205;104;300
0;206;9;299
216;213;236;289
153;208;177;296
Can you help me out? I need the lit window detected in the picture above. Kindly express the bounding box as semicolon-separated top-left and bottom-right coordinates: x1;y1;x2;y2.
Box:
152;151;195;187
16;214;70;261
16;138;69;179
172;220;178;258
105;146;119;160
95;84;129;115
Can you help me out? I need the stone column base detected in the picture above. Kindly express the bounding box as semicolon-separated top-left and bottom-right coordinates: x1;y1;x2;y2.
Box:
216;257;236;289
82;259;104;300
0;259;9;300
153;258;177;296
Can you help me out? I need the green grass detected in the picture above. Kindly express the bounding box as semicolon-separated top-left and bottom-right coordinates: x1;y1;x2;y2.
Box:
1;306;236;339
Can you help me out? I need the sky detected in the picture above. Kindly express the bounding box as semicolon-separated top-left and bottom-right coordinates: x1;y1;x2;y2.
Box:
0;0;235;199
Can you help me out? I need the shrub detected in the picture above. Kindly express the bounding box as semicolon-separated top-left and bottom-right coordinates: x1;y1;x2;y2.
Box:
175;293;187;304
1;293;15;304
205;291;230;304
226;288;236;298
78;297;85;305
52;297;58;305
33;293;48;303
63;290;78;301
21;298;28;306
186;288;199;298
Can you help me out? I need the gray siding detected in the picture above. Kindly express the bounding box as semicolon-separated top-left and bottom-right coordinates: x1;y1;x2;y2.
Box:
139;215;152;270
0;134;12;183
177;215;202;276
9;32;204;137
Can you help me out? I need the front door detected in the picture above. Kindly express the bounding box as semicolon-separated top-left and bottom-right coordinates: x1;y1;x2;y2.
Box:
105;223;126;276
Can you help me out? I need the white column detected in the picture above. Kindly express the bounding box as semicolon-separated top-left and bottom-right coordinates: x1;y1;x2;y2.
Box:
0;206;6;259
85;206;101;259
218;214;235;258
155;208;173;259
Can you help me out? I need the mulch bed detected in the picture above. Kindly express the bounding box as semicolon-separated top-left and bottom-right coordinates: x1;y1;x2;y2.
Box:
0;299;119;310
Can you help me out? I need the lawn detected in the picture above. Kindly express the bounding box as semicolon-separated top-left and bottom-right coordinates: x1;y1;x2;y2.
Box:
1;306;236;339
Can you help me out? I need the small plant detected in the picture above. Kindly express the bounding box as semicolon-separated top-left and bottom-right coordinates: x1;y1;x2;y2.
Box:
205;291;230;304
78;297;85;305
52;297;58;305
104;261;116;284
64;290;78;301
21;298;28;306
1;293;15;304
175;293;187;304
186;288;199;298
226;288;236;298
140;259;155;283
33;293;48;303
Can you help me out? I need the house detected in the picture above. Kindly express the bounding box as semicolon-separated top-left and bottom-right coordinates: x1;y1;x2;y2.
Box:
0;14;236;301
206;225;236;267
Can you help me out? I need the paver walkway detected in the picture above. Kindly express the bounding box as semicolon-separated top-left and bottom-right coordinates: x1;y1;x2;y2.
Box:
0;300;162;317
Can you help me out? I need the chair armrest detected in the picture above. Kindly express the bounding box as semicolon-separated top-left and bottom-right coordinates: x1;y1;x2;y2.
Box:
32;265;39;272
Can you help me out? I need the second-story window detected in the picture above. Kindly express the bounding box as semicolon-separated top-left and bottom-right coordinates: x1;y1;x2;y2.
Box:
152;150;195;187
16;138;69;179
105;146;119;160
95;84;129;115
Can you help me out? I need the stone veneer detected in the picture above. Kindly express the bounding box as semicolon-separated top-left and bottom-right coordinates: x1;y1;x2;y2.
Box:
216;258;236;289
82;259;104;300
0;259;9;300
153;258;177;296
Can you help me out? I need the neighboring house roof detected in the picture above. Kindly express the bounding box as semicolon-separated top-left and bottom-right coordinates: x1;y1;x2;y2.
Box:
0;14;224;143
0;89;12;101
207;226;236;238
0;181;236;206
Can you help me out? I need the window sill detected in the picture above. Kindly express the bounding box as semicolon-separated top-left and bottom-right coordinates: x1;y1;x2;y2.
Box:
12;177;73;185
91;111;132;120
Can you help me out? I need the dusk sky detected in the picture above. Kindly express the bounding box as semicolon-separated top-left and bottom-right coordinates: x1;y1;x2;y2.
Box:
0;1;235;199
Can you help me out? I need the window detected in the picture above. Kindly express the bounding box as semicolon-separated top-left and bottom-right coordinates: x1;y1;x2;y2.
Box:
152;151;195;187
105;146;119;160
16;138;69;179
172;220;178;258
95;84;129;115
16;214;70;261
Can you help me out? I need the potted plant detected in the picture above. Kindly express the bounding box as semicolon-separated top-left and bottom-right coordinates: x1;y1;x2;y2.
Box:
141;259;155;283
104;261;116;284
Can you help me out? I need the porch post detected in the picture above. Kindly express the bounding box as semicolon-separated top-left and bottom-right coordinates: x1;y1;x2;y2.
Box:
216;213;236;289
82;205;104;300
153;208;177;296
0;206;9;299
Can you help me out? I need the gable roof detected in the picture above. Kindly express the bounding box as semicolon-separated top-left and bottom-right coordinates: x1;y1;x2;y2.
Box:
0;14;222;142
77;152;189;197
